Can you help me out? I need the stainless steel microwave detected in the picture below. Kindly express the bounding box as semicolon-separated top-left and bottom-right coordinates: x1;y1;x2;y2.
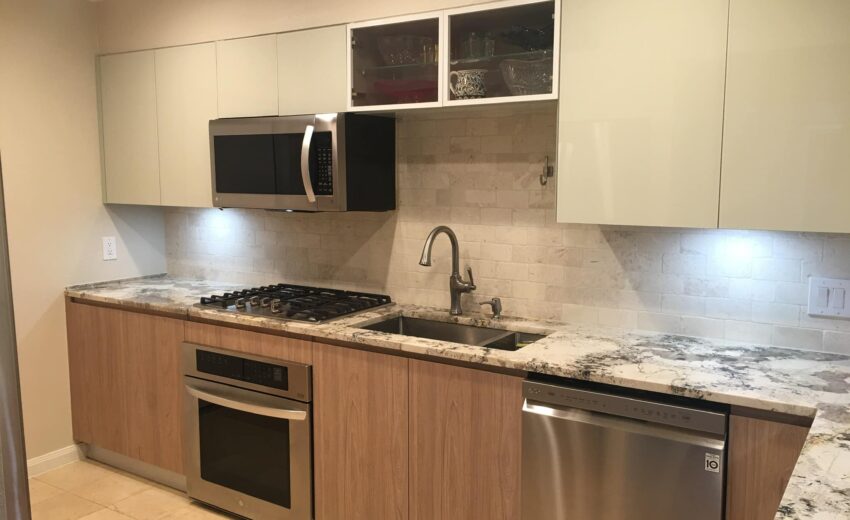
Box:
209;113;395;211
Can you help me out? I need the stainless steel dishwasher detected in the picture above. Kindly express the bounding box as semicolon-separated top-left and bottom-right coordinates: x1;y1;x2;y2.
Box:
522;379;727;520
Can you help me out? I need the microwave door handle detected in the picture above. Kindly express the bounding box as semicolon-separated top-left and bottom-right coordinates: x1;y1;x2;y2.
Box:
185;384;307;421
300;124;317;203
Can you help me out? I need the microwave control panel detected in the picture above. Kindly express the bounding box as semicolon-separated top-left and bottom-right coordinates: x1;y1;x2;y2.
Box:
314;143;333;196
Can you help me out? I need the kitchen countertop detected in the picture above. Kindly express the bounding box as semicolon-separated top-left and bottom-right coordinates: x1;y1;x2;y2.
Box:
66;275;850;520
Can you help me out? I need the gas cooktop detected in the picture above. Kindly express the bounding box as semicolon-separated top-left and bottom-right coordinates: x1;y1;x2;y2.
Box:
197;283;392;323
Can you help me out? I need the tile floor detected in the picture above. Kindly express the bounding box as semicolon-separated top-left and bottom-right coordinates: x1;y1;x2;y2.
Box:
28;460;233;520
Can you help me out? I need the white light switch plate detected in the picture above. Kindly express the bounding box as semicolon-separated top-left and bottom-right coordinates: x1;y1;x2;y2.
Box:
102;236;117;261
808;277;850;318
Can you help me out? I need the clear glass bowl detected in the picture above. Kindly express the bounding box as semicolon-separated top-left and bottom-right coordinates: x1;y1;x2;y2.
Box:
499;57;553;96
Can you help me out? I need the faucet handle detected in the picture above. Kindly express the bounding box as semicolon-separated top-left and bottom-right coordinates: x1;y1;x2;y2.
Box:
466;266;476;289
479;298;502;319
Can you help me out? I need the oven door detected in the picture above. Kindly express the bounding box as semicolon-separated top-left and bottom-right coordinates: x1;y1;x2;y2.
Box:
210;115;343;211
183;376;312;520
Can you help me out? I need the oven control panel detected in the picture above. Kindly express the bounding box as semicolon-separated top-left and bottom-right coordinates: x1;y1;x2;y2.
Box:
196;349;289;391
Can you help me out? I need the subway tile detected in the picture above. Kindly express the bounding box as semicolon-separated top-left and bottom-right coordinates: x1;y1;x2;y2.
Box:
823;331;850;355
636;312;682;334
704;298;751;320
682;316;725;339
661;294;705;316
752;302;800;326
771;326;823;351
496;190;529;209
662;253;707;276
774;282;808;305
597;308;638;329
724;320;772;345
562;304;599;325
752;258;802;282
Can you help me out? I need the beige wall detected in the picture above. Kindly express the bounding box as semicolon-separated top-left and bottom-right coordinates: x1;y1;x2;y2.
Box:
167;104;850;356
0;0;166;459
95;0;498;54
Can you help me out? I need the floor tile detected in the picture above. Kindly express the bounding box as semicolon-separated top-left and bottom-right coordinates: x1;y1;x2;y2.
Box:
71;471;151;507
30;492;103;520
36;462;113;492
113;487;190;520
29;479;64;505
78;510;134;520
160;504;235;519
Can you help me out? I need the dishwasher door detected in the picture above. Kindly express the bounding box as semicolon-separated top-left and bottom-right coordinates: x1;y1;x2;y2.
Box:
522;381;727;520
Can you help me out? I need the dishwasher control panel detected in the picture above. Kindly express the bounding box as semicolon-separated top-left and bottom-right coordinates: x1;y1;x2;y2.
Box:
524;380;727;436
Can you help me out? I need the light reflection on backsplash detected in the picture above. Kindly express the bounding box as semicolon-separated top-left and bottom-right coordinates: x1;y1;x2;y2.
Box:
166;103;850;355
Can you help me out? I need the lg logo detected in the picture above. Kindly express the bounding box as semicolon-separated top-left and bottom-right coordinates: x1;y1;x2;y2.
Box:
705;453;721;473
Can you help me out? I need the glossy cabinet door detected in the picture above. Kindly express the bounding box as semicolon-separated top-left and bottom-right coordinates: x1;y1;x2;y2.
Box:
556;0;729;228
155;43;217;207
720;0;850;233
278;26;347;116
409;360;522;520
99;51;161;205
313;342;408;520
216;35;278;117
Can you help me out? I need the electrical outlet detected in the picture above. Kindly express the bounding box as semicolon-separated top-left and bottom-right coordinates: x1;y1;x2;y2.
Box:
808;277;850;318
102;236;117;261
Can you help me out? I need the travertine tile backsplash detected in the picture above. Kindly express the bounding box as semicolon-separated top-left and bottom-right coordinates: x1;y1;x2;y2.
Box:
166;103;850;354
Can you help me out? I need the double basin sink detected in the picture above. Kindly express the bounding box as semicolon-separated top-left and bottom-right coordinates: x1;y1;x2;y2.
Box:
359;316;546;351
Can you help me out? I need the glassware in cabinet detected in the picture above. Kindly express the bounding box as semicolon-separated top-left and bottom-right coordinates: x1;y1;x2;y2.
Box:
349;16;441;109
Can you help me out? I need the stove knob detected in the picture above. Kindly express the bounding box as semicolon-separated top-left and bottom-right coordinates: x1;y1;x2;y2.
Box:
235;298;246;309
270;299;282;313
260;297;271;307
249;296;260;306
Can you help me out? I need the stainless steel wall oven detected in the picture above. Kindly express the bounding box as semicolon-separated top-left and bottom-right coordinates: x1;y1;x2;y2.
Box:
182;343;312;520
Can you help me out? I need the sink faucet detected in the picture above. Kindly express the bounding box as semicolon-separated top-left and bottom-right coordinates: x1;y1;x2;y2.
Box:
419;226;476;315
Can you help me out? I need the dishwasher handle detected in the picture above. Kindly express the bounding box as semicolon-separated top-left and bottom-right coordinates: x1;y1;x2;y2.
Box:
523;380;727;436
523;399;726;451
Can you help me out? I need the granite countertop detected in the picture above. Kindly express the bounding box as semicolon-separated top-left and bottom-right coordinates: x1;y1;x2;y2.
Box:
66;275;850;519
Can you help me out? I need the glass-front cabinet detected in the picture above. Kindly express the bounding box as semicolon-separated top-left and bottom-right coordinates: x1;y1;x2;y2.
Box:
347;0;559;110
349;13;443;110
445;0;558;105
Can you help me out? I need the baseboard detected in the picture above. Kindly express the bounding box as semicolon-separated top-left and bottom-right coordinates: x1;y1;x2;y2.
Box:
85;445;186;492
26;444;83;477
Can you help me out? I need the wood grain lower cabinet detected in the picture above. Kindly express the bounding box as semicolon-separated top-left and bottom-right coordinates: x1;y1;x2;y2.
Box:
66;301;184;474
313;342;408;520
726;414;810;520
409;360;523;520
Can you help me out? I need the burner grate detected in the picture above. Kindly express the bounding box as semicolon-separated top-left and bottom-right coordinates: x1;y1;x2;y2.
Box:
198;284;391;322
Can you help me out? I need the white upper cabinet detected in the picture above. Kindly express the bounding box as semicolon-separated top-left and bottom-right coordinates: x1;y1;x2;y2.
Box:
556;0;729;228
100;51;161;205
216;35;278;117
155;43;218;207
278;26;348;115
720;0;850;233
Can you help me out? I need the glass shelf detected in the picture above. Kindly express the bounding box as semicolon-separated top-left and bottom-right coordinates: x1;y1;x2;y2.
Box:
450;49;553;67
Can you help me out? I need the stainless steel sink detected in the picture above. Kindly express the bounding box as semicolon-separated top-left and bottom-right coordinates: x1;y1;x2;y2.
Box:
359;316;546;351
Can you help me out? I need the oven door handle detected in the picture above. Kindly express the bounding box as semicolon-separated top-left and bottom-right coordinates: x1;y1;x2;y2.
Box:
186;384;307;421
300;124;317;203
